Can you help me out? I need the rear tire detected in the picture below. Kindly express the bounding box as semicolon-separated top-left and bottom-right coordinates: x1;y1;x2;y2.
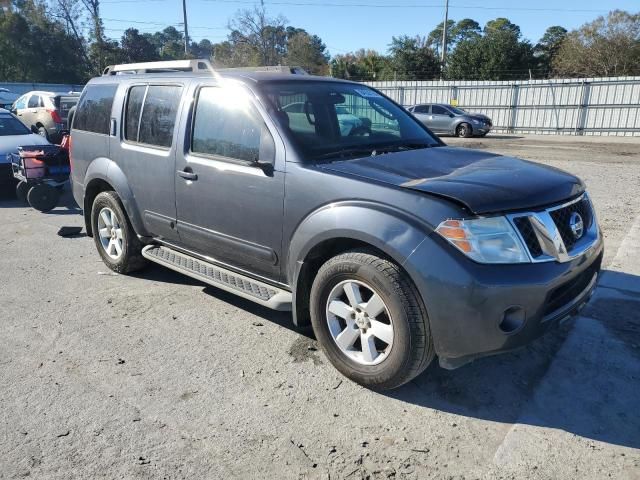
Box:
310;249;434;390
27;184;60;212
91;191;147;274
16;181;29;203
456;122;473;138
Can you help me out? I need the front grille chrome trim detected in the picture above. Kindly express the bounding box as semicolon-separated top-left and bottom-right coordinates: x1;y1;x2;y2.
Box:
507;193;599;264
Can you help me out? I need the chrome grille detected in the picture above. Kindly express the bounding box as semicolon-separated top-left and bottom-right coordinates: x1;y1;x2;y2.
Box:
508;193;598;264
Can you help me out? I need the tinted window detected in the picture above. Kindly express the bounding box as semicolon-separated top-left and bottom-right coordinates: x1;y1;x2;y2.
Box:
74;84;118;134
27;95;41;108
413;105;429;114
191;86;264;162
0;115;30;136
124;86;146;142
137;85;182;148
432;105;449;115
55;96;79;120
262;82;438;161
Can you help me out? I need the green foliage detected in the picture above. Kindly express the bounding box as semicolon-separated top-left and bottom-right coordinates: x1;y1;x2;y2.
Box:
388;35;440;80
0;5;87;82
553;10;640;77
446;17;535;80
534;26;567;75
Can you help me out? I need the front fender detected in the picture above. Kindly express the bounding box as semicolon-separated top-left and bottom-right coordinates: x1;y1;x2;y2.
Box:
83;158;148;237
287;201;432;285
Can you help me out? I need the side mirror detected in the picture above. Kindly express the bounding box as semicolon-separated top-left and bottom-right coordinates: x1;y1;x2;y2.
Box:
449;114;455;118
31;125;39;134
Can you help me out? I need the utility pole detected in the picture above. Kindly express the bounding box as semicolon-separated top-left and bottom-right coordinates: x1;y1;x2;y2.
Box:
440;0;449;75
182;0;190;56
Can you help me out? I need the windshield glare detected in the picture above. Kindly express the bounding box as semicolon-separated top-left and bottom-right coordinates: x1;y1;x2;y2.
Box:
449;106;466;115
261;82;439;160
0;115;30;136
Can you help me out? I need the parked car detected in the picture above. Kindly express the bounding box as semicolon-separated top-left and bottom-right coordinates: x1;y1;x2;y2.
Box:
0;108;51;190
407;103;492;137
71;60;603;390
0;88;20;110
11;91;80;143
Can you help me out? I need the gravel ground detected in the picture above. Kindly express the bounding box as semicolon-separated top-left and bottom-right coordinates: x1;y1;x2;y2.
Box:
1;134;639;479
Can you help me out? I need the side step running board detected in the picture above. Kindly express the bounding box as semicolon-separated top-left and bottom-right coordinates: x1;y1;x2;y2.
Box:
142;245;292;311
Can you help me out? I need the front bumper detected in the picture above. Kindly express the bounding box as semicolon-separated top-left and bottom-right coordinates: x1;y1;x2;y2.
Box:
405;231;604;368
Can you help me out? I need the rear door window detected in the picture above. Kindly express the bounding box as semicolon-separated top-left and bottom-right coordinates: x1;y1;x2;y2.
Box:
27;95;41;108
413;105;429;114
73;84;118;134
124;85;182;148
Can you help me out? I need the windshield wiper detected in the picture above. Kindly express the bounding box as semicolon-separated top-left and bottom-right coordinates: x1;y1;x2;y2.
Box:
313;147;378;162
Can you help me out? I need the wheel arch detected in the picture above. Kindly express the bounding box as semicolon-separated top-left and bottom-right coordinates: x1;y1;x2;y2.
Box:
287;202;430;327
82;159;147;238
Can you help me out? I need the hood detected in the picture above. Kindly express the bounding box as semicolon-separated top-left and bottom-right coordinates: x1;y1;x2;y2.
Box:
318;147;585;215
0;134;51;163
467;113;491;123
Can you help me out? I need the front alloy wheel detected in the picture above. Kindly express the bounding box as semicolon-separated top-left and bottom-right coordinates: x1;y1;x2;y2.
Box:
326;280;394;365
310;249;435;390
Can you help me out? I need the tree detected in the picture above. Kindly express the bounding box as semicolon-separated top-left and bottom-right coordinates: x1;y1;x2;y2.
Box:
285;30;328;74
330;49;389;81
534;26;567;76
446;18;535;80
452;18;481;43
121;28;159;62
426;19;455;57
388;35;439;80
228;1;287;66
553;10;640;77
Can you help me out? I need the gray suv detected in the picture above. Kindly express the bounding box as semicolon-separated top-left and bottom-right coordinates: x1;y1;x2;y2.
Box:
71;60;602;390
407;103;492;137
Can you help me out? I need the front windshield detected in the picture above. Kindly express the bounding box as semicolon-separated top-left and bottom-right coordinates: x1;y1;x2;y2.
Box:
449;106;466;115
261;81;440;160
0;114;30;136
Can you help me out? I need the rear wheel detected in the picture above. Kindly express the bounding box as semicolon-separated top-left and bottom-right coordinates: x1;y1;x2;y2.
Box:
91;191;147;274
456;122;473;138
16;181;29;203
310;249;434;390
27;184;60;212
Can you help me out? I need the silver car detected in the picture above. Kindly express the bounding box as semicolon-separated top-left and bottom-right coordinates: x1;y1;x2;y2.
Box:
407;103;492;138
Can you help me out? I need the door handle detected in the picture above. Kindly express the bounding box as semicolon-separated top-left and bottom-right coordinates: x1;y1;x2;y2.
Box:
177;169;198;181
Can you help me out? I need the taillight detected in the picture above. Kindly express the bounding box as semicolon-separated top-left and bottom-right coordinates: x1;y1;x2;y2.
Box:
48;109;63;124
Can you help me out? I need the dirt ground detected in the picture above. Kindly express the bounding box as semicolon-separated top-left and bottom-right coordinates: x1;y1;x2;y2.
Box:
1;134;639;480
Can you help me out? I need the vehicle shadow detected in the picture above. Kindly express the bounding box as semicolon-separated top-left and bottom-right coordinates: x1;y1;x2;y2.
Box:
387;269;640;450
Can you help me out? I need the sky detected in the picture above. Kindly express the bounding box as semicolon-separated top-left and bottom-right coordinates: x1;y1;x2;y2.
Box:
100;0;639;57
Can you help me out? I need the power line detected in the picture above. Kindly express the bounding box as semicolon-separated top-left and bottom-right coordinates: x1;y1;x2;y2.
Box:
198;0;610;13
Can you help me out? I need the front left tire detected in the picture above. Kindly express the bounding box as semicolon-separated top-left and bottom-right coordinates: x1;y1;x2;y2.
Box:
310;248;435;390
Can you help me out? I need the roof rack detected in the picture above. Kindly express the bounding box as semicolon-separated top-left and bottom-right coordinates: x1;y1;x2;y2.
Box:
102;59;215;76
217;66;308;75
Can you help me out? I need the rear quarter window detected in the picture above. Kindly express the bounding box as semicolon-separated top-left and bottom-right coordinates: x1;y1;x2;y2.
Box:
73;84;118;134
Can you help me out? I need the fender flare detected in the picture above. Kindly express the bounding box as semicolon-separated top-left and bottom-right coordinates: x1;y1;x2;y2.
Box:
83;158;148;237
286;201;432;325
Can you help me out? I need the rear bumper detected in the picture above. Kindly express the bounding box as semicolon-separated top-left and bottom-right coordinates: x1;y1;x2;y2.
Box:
405;232;604;368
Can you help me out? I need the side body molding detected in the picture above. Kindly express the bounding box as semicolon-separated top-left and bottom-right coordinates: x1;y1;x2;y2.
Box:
286;201;432;326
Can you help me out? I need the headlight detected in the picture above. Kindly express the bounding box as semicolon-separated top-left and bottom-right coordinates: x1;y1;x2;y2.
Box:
435;217;529;264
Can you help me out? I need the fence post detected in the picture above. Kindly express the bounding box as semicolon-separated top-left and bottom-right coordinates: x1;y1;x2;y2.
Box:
398;86;405;106
576;81;591;136
509;84;519;133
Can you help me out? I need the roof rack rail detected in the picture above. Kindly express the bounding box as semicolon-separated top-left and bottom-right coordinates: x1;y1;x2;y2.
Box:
102;59;215;76
217;66;308;75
